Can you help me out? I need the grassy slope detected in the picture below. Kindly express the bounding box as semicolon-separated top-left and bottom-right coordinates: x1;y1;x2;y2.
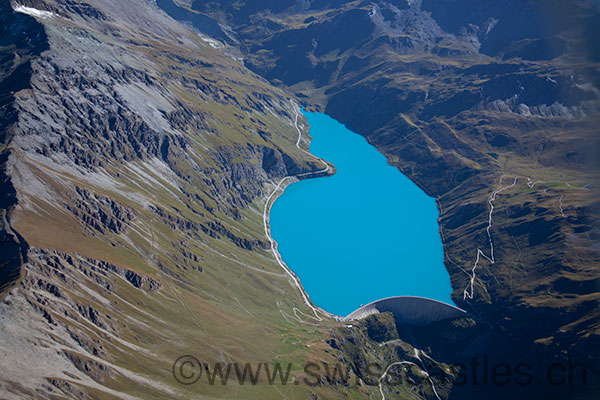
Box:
0;1;456;399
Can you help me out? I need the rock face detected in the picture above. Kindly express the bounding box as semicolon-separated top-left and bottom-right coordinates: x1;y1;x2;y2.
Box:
0;0;48;295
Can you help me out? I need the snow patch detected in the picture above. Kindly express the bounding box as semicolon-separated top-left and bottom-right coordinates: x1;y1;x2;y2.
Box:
14;4;55;19
198;34;224;50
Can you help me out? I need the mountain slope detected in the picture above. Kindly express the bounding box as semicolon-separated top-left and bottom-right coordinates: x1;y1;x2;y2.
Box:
171;0;600;398
0;1;464;399
0;1;357;398
0;0;598;399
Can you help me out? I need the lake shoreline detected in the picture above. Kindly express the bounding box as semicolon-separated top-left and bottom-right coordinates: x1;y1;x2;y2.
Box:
271;111;454;316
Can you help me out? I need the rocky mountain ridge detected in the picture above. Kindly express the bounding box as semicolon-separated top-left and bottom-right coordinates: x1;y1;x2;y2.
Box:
0;0;598;399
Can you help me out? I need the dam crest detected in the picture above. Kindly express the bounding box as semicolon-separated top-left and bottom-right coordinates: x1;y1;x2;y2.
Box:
346;296;468;327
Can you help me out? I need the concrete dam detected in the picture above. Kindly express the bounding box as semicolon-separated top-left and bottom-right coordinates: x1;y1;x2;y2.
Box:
346;296;468;327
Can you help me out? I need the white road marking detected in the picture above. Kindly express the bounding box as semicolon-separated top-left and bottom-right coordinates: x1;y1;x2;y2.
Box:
263;102;331;322
463;176;518;300
526;177;542;188
379;361;442;400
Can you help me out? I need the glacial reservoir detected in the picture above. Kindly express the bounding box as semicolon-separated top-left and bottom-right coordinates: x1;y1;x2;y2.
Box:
270;111;453;316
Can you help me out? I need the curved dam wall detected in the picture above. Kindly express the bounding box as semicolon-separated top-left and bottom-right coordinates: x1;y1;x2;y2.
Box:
346;296;468;327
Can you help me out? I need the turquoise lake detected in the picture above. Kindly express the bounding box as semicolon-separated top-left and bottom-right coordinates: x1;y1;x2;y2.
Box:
270;111;454;316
